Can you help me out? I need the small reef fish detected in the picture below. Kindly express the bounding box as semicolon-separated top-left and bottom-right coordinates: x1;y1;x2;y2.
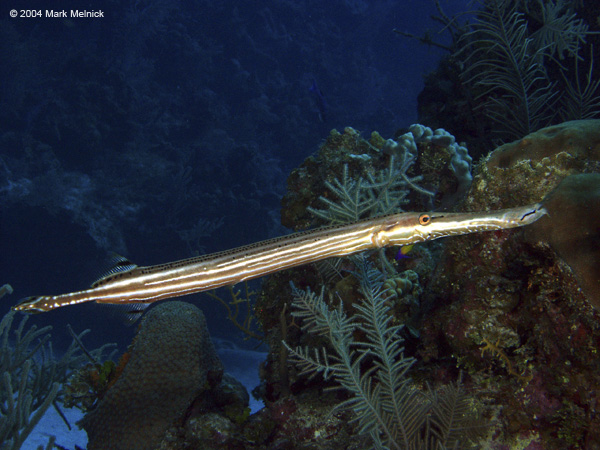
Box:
13;204;546;314
309;79;327;122
395;244;414;261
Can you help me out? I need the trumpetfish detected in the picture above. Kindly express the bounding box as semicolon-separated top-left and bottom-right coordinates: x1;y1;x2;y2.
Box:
13;203;546;314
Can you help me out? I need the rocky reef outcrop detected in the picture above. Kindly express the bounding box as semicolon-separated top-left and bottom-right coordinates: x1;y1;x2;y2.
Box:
81;301;225;450
420;119;600;448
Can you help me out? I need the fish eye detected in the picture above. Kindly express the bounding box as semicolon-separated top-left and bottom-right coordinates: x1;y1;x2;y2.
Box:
419;214;431;226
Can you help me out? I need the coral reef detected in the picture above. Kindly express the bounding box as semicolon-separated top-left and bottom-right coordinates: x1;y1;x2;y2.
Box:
80;301;224;450
284;258;485;449
244;124;488;449
76;301;256;450
9;0;600;447
0;309;57;450
528;173;600;308
387;123;472;202
466;119;600;307
8;119;587;449
1;304;113;450
20;119;592;449
281;126;471;230
246;120;600;449
419;120;600;448
417;0;600;156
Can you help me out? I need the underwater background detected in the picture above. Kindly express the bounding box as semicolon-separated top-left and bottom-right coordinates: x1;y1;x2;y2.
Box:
1;0;599;449
0;0;460;348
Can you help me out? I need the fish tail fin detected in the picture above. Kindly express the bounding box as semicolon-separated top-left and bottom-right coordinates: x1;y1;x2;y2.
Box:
13;288;96;313
13;296;53;313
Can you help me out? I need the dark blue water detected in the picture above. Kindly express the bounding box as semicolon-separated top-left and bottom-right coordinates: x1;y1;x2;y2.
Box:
0;0;469;351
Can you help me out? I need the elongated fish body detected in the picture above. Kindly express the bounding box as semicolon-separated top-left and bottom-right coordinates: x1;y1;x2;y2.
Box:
13;203;546;313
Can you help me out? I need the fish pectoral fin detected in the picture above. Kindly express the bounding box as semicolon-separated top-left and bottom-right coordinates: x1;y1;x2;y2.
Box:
91;254;138;288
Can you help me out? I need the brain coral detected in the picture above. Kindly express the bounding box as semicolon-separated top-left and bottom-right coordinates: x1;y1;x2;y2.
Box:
81;301;223;450
466;119;600;210
528;173;600;309
464;119;600;309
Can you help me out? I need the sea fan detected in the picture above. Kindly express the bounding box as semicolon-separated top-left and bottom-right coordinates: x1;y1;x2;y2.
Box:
559;44;600;120
525;0;588;61
284;257;485;449
307;154;429;225
458;0;558;139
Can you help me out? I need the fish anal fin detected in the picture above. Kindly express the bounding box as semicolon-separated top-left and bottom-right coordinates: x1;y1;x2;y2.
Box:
99;302;150;326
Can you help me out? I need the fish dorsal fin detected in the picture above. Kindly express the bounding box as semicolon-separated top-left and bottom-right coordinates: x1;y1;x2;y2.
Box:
91;254;138;288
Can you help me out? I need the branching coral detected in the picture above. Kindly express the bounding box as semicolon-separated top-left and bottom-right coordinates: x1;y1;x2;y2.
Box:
480;337;532;383
559;44;600;121
206;282;264;342
455;0;597;140
0;309;110;450
0;281;116;450
0;360;59;450
458;0;558;139
0;285;13;299
306;158;419;224
284;258;486;449
0;309;57;450
524;0;589;61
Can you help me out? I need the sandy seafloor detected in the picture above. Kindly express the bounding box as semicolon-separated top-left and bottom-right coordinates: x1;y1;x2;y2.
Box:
23;345;267;449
